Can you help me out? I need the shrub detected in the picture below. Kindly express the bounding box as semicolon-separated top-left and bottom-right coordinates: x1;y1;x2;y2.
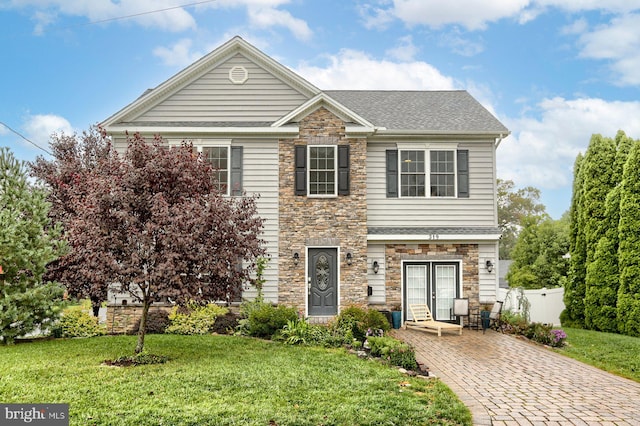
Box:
166;303;228;335
211;312;240;334
51;304;106;338
367;336;418;370
331;306;390;343
131;309;170;334
239;301;298;339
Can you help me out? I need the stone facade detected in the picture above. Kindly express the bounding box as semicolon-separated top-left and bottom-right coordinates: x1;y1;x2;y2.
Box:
278;107;368;315
105;304;173;334
384;243;480;313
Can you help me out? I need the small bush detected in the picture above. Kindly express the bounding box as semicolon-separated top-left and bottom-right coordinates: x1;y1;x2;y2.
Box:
131;310;170;334
331;306;390;343
51;305;106;338
166;303;228;335
367;336;418;370
211;312;240;334
243;303;298;339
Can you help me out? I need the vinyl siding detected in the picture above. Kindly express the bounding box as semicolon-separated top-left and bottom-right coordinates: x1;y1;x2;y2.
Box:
478;242;499;303
238;139;279;303
366;141;497;227
134;54;309;123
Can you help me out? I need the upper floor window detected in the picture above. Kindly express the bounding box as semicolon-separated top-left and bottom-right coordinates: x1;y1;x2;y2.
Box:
430;150;455;197
202;146;229;193
399;149;455;198
308;145;337;196
387;148;469;199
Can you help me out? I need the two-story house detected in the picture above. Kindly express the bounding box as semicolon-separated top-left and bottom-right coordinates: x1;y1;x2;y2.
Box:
102;36;509;325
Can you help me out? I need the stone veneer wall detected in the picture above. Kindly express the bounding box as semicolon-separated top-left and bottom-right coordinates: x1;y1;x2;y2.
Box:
105;304;173;334
278;107;368;314
384;243;480;313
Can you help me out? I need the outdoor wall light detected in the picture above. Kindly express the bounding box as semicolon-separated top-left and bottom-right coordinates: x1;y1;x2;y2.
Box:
372;260;379;274
293;251;300;266
485;260;494;273
346;251;353;266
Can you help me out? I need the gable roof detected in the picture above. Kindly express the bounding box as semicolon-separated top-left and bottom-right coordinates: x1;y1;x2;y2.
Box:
102;36;320;128
324;90;509;135
103;36;509;138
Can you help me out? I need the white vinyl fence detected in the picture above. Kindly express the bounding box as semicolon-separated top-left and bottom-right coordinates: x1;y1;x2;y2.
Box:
497;287;565;326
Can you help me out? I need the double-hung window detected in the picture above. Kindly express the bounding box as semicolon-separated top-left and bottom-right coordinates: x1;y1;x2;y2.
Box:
202;146;229;194
308;145;337;196
399;149;456;198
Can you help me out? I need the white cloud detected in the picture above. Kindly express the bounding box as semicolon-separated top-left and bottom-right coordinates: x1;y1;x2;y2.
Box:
246;6;312;41
439;30;484;56
294;49;457;90
498;97;640;190
21;114;74;150
153;38;205;67
576;13;640;86
9;0;197;33
561;17;588;35
385;35;418;61
364;0;530;31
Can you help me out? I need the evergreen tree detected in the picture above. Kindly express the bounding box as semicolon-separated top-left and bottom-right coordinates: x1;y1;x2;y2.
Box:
562;154;586;328
584;131;635;331
0;148;66;344
617;140;640;336
506;215;569;290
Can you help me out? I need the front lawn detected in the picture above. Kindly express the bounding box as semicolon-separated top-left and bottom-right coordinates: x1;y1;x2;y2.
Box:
0;335;471;425
558;327;640;382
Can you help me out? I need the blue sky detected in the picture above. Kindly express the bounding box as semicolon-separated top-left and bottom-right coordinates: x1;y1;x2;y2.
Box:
2;0;640;218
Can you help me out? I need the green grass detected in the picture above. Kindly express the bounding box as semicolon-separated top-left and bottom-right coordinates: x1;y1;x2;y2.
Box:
0;335;471;425
558;327;640;382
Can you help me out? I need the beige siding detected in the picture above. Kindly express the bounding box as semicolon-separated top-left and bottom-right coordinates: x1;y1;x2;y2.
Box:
134;54;309;123
366;141;497;227
478;242;499;303
239;139;279;303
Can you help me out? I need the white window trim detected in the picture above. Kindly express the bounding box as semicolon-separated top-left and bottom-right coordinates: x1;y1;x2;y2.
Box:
398;148;458;199
307;144;338;198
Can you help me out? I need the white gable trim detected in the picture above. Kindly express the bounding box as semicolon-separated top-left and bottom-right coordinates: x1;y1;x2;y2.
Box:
102;36;320;128
272;93;375;129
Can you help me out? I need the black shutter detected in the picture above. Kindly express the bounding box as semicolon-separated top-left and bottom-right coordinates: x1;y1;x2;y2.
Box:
230;146;243;196
338;145;350;195
386;149;398;198
457;149;469;198
295;145;306;196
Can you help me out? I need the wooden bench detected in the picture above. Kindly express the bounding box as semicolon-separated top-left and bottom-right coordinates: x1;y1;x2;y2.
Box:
405;304;463;337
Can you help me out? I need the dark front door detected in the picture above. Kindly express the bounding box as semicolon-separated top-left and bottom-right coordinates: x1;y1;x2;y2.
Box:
308;248;338;316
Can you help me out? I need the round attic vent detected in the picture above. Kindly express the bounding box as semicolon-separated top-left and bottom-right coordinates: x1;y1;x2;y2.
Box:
229;66;248;84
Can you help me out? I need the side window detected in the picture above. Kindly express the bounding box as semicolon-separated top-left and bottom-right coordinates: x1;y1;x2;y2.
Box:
387;149;469;198
202;146;229;193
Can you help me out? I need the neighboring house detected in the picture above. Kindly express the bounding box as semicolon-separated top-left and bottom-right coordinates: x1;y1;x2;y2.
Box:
102;36;509;325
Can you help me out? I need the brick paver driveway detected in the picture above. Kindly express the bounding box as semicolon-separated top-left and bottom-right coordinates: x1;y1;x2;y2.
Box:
395;328;640;426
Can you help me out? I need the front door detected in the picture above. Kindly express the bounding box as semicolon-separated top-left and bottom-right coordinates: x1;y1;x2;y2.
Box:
308;248;338;316
404;262;459;321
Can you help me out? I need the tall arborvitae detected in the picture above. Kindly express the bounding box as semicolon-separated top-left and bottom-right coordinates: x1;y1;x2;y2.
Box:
617;140;640;336
585;131;635;331
562;153;586;328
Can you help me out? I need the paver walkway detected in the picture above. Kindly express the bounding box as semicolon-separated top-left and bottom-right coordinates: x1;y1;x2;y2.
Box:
394;327;640;426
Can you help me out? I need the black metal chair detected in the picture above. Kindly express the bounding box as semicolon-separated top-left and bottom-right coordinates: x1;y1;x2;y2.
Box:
453;298;470;328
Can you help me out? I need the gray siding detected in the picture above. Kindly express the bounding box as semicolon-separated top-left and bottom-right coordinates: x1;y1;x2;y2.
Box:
238;139;279;303
478;242;499;303
366;141;497;227
134;54;309;123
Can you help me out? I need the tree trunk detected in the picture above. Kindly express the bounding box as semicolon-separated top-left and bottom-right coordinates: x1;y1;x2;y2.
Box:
135;298;151;354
